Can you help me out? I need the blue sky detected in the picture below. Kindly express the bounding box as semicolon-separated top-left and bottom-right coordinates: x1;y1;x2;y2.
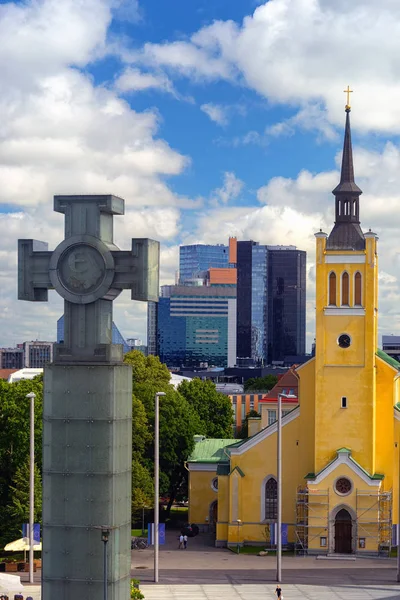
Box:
1;0;400;348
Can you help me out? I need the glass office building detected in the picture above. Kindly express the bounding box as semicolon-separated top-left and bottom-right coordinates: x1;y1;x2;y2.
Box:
179;244;229;283
157;285;237;368
266;247;306;363
237;242;306;365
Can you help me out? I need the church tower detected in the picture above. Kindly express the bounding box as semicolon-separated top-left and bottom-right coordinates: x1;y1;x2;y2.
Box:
314;101;379;475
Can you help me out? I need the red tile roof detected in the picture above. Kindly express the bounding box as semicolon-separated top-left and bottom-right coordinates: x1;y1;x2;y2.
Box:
259;366;299;403
0;369;18;380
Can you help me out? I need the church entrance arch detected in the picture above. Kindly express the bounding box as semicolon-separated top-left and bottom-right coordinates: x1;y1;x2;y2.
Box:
334;508;352;554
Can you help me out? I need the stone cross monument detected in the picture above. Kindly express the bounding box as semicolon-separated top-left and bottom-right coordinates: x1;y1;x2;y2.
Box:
18;195;159;600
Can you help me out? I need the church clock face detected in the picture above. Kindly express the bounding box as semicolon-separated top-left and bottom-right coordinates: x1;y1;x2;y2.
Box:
338;333;351;349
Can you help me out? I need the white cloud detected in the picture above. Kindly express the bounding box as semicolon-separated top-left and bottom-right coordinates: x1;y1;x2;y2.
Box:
200;103;229;126
115;67;176;95
131;0;400;134
211;171;244;205
0;0;197;346
266;104;338;141
191;140;400;347
112;0;141;24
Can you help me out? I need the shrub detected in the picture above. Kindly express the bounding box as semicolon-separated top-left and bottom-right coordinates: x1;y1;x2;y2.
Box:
130;579;144;599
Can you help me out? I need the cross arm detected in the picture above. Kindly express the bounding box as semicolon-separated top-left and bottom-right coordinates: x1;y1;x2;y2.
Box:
18;239;52;301
112;238;160;303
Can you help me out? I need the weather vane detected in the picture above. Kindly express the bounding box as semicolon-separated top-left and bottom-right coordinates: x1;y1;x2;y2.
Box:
344;85;353;112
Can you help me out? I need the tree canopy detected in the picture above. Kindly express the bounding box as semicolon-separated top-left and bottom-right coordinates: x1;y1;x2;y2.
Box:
243;374;278;392
178;378;234;438
0;376;43;547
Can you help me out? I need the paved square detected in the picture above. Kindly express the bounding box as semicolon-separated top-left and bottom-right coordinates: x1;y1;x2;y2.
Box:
140;583;400;600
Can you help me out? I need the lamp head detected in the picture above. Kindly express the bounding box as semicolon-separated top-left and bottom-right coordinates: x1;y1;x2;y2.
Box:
26;392;36;399
101;528;110;542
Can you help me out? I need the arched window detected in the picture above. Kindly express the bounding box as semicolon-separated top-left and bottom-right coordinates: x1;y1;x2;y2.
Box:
329;272;336;306
354;272;362;306
341;272;349;306
264;477;277;520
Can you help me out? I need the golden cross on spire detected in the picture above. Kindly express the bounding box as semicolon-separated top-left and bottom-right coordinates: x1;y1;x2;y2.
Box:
344;85;353;111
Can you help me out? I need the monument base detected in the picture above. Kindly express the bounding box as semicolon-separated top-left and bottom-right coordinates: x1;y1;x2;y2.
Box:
42;363;132;600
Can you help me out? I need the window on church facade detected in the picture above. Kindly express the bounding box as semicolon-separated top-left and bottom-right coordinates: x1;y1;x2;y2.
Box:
264;477;277;520
341;272;349;306
329;272;336;306
354;272;362;306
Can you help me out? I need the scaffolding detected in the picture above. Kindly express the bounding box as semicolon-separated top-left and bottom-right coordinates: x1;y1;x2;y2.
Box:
356;489;392;556
295;486;392;556
295;487;329;555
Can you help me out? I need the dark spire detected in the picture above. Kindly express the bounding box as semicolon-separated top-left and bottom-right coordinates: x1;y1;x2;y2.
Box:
326;103;365;251
332;108;362;195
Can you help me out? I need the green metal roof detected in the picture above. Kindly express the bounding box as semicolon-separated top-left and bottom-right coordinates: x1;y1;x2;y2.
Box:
376;348;400;370
188;438;237;463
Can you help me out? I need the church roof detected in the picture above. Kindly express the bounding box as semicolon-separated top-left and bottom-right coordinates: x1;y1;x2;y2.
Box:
376;348;400;371
188;438;237;463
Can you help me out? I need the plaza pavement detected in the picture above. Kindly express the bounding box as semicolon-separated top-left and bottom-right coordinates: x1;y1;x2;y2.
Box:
14;530;400;599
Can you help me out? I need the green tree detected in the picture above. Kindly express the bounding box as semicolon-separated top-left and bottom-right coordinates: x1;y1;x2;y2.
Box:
132;394;152;460
6;459;42;541
124;350;170;385
124;351;201;514
0;377;43;546
132;382;201;513
243;375;278;392
131;459;153;522
237;409;261;439
178;378;234;438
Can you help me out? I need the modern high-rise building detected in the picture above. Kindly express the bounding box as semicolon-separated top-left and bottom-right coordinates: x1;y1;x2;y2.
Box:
266;246;306;363
21;340;54;367
382;335;400;362
157;284;237;368
236;242;306;365
0;347;23;369
147;301;158;356
149;238;237;367
179;243;230;283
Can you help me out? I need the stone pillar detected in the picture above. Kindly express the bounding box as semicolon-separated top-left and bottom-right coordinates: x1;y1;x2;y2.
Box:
42;364;132;600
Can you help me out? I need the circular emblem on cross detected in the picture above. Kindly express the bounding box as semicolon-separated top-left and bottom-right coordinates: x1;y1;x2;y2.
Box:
49;235;116;304
60;245;105;294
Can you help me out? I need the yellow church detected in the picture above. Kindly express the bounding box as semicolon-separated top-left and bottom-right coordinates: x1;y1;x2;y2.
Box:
187;102;400;555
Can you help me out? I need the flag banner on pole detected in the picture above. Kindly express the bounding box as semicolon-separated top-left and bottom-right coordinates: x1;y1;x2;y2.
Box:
270;524;287;546
22;523;40;542
392;524;398;547
282;524;288;545
147;523;165;546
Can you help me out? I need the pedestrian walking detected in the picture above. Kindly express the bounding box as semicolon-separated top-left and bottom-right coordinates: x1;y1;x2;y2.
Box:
183;534;188;549
275;584;283;599
178;534;184;549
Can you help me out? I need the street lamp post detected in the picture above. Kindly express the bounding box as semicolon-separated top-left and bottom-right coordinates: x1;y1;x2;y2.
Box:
26;392;36;584
276;392;296;583
154;392;166;584
236;519;242;554
101;528;110;600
